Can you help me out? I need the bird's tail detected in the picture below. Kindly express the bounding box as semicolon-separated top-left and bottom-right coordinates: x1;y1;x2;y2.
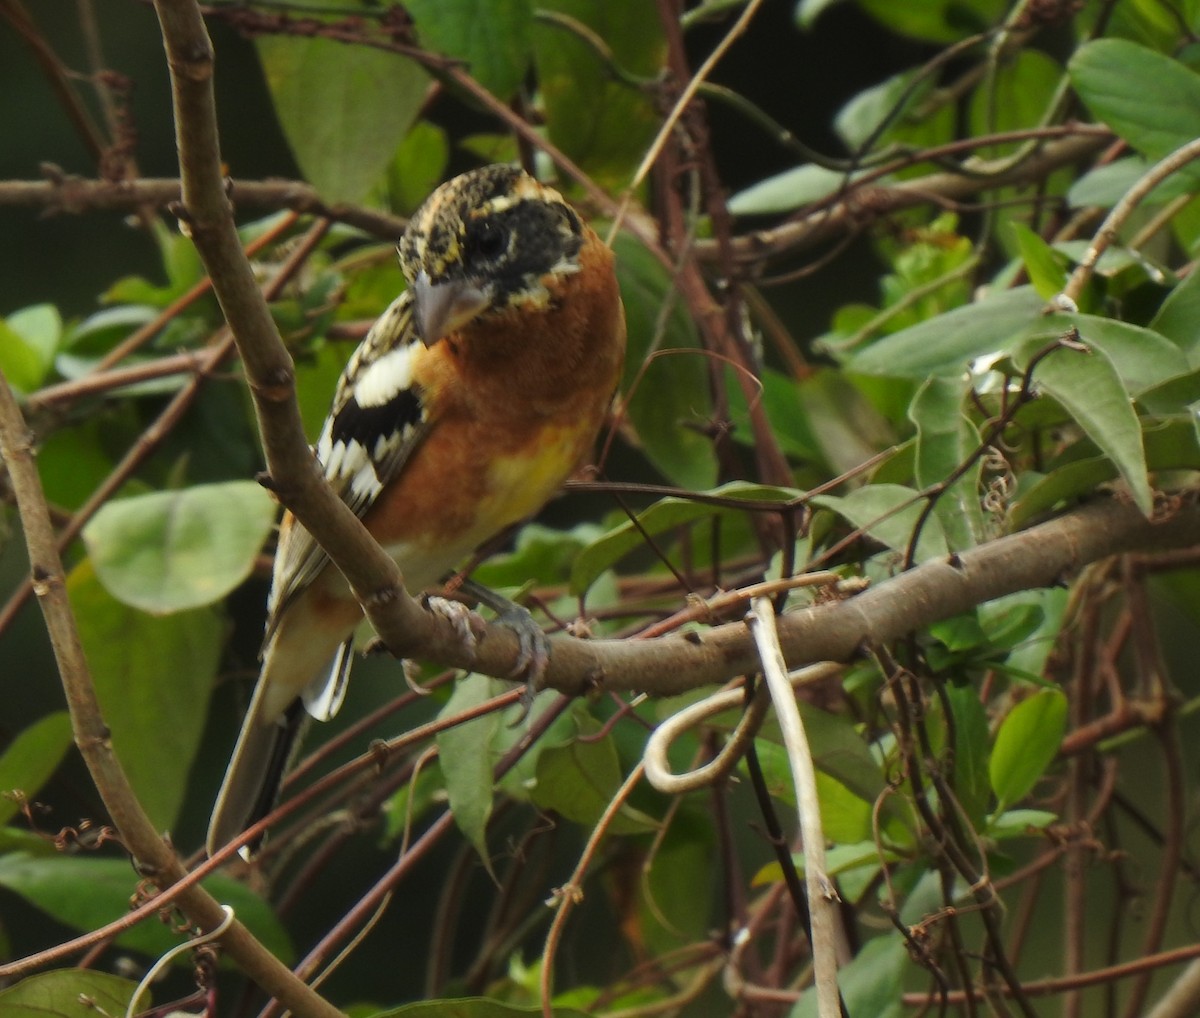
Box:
207;601;359;857
206;684;310;858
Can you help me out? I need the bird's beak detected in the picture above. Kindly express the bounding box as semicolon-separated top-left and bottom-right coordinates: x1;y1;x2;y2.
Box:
412;270;491;347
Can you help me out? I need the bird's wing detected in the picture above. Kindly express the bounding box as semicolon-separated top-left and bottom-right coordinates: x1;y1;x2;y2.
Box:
264;290;433;640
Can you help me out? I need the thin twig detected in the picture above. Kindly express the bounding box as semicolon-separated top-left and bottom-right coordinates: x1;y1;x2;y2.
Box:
746;598;841;1016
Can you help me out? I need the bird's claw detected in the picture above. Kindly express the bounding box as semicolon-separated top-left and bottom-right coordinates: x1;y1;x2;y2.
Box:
490;602;550;725
424;595;485;654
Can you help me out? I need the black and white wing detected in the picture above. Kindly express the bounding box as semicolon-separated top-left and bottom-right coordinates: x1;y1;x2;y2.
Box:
264;290;433;641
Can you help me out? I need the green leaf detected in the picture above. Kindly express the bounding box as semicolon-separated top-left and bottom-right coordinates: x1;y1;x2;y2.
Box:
640;812;714;953
986;808;1057;840
812;483;948;562
750;742;874;843
969;49;1063;154
532;0;664;188
436;674;502;867
989;688;1068;812
532;733;657;834
1150;262;1200;362
942;685;991;830
1054;314;1191;395
792;932;908;1018
0;305;62;393
0;970;136;1018
0;712;73;826
1068;155;1194;208
910;375;984;551
848;286;1043;377
256;35;428;204
614;233;716;490
67;561;220;829
570;482;800;595
728;164;857;217
0;854;292;963
834;70;922;150
1011;222;1068;300
82;481;277;614
407;0;532;98
1012;334;1153;515
1070;40;1200;171
385;121;450;215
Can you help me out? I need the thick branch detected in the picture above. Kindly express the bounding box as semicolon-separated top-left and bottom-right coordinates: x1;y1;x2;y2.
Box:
529;496;1200;696
0;369;343;1018
150;0;430;646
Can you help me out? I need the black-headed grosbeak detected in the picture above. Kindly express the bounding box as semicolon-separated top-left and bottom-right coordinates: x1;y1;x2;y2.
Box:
207;165;626;855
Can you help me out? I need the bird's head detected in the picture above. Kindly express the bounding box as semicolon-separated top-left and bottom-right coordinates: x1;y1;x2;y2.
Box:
397;165;586;346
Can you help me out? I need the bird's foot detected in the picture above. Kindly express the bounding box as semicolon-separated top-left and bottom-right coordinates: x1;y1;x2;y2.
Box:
453;580;551;715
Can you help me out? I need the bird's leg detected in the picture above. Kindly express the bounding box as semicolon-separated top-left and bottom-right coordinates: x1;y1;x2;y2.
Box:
452;578;551;697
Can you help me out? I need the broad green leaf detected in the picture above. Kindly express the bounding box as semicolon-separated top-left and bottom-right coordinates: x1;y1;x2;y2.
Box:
407;0;532;98
848;286;1043;377
82;481;277;614
969;49;1063;151
1011;222;1068;299
436;673;502;866
1012;334;1153;515
1009;458;1117;527
531;734;657;834
1070;40;1200;169
0;970;136;1018
532;0;663;187
256;35;428;204
750;741;874;843
569;482;800;595
942;684;991;830
910;375;984;551
1150;263;1200;361
0;712;72;826
986;808;1057;840
473;521;601;590
67;561;219;829
989;688;1067;812
0;304;61;392
1068;155;1194;208
0;854;292;962
385;121;450;215
614;233;716;490
1012;414;1200;524
1054;314;1190;395
792;931;908;1018
640;812;713;954
797;370;897;475
988;588;1068;680
835;70;924;150
1138;370;1200;415
812;483;948;562
728;164;857;217
0;320;44;393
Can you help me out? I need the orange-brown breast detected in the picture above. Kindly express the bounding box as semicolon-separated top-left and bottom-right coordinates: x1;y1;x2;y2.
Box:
362;229;625;576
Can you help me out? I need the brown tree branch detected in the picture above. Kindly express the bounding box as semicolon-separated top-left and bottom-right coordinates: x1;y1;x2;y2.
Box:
0;173;407;239
0;368;344;1018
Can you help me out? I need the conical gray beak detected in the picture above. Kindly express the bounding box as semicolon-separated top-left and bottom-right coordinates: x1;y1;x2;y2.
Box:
412;270;491;347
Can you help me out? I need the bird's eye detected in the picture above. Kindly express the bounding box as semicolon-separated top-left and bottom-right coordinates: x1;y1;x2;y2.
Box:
467;219;508;260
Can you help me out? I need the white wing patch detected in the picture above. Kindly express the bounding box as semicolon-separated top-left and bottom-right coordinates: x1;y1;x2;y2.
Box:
352;344;420;409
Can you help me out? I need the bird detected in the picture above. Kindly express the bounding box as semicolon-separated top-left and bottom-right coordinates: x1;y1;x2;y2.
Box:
206;164;626;857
